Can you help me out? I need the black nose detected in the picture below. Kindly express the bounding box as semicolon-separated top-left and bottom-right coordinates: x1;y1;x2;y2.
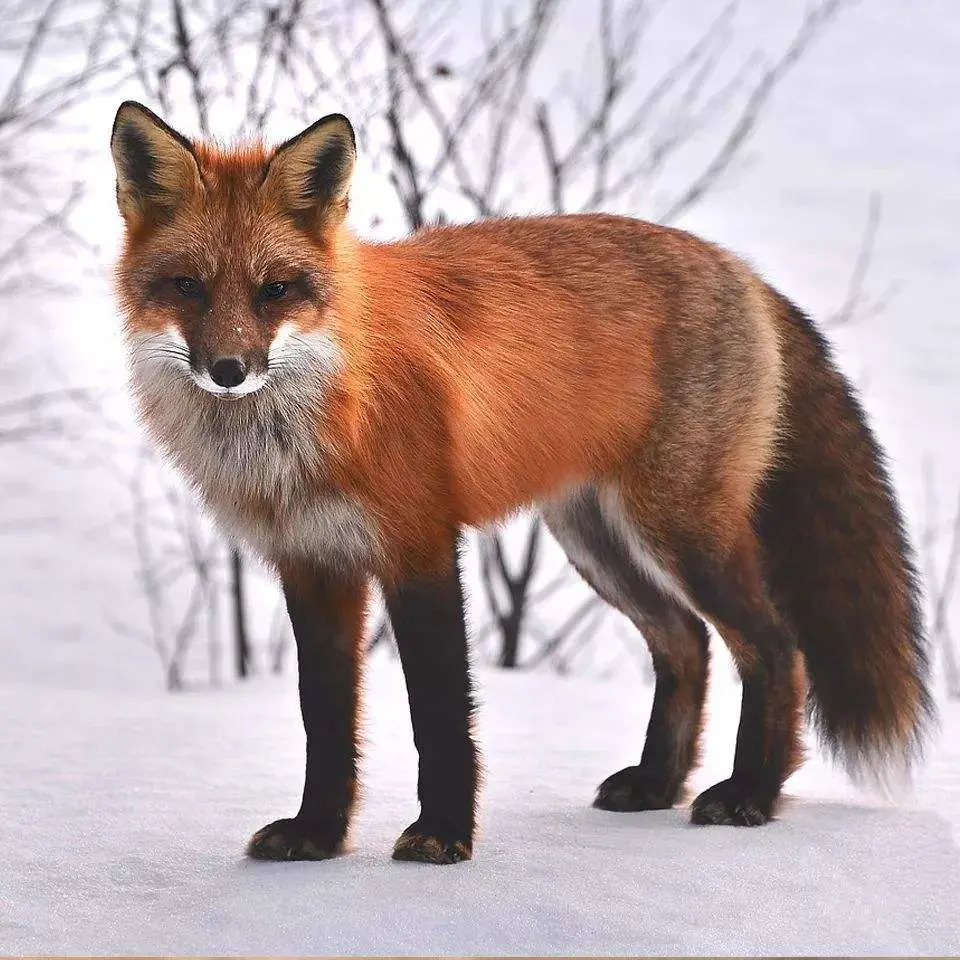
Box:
209;357;246;388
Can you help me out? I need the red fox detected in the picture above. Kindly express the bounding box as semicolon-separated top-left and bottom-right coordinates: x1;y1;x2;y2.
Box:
111;101;932;865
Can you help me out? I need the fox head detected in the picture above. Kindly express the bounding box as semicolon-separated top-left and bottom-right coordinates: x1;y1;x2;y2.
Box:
111;101;355;399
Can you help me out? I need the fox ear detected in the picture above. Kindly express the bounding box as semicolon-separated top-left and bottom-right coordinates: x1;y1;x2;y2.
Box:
110;101;202;225
263;113;356;224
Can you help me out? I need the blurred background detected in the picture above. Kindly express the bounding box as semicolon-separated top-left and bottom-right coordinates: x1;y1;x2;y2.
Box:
1;0;958;702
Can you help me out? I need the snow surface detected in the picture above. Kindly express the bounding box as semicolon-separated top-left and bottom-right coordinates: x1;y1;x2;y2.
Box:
2;659;958;956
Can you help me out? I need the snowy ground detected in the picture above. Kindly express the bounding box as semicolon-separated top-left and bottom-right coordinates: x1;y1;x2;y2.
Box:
2;657;958;956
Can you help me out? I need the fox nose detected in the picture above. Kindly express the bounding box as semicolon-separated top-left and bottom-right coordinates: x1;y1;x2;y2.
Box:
210;357;246;388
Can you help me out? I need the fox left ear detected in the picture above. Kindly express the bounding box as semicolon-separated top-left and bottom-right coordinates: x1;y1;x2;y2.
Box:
263;113;356;225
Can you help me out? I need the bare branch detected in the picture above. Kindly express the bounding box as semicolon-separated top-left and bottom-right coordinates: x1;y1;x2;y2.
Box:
826;191;897;327
524;595;606;669
658;0;849;224
170;0;210;135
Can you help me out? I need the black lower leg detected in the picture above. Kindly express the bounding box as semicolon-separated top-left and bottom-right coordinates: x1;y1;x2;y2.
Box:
384;541;478;864
691;617;798;826
248;565;366;861
676;540;800;826
596;615;710;811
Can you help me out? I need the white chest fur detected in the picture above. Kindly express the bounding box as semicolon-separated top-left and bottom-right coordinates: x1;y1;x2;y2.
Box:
128;327;380;571
206;488;378;573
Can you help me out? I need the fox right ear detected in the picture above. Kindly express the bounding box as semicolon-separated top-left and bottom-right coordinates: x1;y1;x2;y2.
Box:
110;101;202;226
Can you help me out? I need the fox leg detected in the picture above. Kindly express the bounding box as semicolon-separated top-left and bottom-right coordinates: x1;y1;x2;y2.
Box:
384;536;478;864
597;610;710;811
542;488;710;810
247;563;367;861
608;483;803;826
677;537;805;825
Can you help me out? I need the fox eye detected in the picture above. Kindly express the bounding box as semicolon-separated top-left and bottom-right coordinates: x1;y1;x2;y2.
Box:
174;276;203;298
261;281;288;300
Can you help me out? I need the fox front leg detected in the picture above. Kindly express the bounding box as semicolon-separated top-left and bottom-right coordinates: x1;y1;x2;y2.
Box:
247;564;367;861
384;541;479;864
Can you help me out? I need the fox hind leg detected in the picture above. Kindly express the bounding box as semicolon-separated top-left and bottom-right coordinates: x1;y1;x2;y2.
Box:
596;608;710;811
542;488;710;811
598;483;804;825
676;537;805;825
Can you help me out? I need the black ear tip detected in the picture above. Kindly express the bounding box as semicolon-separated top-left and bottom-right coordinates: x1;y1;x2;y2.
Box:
330;113;356;146
112;100;153;140
272;112;357;164
111;101;195;156
114;100;151;122
316;113;356;151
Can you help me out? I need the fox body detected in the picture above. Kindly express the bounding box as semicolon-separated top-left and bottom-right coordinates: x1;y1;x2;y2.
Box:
111;102;932;864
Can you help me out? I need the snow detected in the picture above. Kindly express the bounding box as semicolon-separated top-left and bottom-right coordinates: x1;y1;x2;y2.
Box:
2;659;958;956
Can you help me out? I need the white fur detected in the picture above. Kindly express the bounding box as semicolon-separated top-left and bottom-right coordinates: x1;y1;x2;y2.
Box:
126;324;380;571
541;484;701;622
596;484;702;619
192;368;269;397
539;493;626;608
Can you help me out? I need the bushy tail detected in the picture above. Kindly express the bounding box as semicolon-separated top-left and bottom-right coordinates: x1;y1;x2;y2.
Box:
755;294;935;787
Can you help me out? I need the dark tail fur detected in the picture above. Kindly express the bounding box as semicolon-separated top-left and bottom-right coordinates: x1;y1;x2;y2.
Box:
756;295;935;786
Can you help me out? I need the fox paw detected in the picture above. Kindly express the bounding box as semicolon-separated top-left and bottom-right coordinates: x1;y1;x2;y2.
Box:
246;817;344;861
690;778;775;826
593;765;680;811
392;819;472;864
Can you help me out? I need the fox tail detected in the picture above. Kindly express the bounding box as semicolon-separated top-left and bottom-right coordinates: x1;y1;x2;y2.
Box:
756;294;935;787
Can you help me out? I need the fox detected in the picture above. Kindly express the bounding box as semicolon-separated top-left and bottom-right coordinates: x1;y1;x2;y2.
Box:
110;100;933;865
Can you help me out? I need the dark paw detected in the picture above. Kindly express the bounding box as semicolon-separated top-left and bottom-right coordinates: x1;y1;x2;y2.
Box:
690;778;775;826
246;817;344;861
593;765;680;811
392;819;472;864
